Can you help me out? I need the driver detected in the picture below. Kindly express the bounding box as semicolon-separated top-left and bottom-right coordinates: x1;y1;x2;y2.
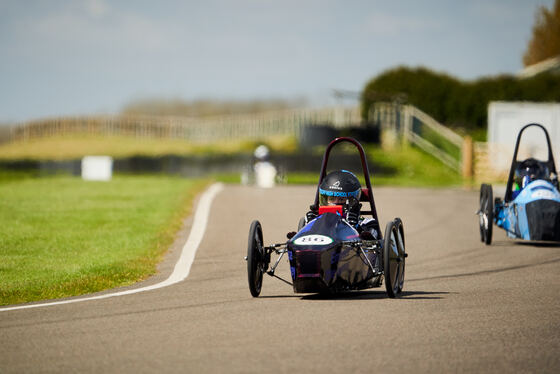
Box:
307;170;379;239
512;158;551;198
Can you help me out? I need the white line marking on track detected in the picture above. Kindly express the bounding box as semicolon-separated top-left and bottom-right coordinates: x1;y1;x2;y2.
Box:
0;183;224;312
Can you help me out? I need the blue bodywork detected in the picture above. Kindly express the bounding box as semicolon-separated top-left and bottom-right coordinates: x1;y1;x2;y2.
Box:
287;212;381;293
495;179;560;241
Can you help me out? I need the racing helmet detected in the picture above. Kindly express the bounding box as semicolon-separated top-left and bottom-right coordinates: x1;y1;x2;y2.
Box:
319;170;361;206
254;145;270;161
514;158;550;190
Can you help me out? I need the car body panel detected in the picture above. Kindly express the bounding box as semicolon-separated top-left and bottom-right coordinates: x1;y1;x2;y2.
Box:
496;180;560;241
288;212;380;293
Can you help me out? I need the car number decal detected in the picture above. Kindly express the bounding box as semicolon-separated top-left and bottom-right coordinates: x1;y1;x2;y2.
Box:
293;235;333;246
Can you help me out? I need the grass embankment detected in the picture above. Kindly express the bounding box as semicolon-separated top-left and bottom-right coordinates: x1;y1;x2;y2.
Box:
0;134;297;160
0;134;464;187
0;175;208;306
286;145;464;187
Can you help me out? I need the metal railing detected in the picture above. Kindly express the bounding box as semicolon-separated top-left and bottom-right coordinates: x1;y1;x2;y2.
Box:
369;103;464;172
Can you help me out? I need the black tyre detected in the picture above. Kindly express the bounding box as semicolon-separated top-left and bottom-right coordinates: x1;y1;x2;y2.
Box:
383;220;405;298
394;218;406;293
478;185;485;242
479;184;494;245
247;220;265;297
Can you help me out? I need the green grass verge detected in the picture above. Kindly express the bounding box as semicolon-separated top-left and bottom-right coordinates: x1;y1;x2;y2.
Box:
416;122;462;162
0;175;208;306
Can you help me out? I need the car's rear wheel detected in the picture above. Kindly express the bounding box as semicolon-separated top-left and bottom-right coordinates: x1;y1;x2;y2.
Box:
383;219;405;298
247;220;265;297
479;184;493;245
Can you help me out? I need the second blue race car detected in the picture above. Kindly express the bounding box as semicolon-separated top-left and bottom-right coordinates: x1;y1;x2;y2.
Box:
478;123;560;244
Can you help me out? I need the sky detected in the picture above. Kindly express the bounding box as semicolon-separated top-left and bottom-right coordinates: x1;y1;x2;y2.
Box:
0;0;555;123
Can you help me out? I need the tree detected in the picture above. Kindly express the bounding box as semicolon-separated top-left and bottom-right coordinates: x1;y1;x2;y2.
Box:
361;67;560;130
523;0;560;66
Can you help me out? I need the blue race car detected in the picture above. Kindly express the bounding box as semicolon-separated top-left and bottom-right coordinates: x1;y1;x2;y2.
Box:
479;123;560;244
246;137;407;298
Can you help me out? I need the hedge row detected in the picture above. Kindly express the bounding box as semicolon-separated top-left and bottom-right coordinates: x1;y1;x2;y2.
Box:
361;66;560;131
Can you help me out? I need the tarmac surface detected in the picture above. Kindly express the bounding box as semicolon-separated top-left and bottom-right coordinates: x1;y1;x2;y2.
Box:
1;184;559;373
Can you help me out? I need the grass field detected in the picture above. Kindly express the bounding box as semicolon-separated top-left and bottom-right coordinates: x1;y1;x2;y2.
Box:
0;175;208;306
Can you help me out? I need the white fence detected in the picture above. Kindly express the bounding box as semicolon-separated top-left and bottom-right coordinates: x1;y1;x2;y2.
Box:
9;102;519;182
369;103;465;172
7;107;361;143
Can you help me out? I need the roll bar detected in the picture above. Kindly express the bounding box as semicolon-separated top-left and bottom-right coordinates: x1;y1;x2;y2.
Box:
312;137;380;229
504;123;558;202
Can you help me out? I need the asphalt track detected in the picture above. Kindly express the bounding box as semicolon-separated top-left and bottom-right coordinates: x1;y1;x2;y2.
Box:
1;184;559;373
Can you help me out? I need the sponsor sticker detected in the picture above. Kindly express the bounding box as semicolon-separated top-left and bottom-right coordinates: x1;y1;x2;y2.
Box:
330;181;342;190
293;234;333;246
531;190;556;199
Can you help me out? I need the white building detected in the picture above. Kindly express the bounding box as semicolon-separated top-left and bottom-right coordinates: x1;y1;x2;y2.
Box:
487;102;560;172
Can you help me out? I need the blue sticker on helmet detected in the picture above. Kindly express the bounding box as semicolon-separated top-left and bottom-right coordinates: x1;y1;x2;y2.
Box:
319;188;360;198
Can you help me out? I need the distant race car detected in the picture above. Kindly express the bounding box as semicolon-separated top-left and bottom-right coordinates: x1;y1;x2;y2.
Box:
478;123;560;244
245;137;407;298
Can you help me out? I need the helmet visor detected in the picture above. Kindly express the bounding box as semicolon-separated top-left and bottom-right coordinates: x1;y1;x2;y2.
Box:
319;194;359;207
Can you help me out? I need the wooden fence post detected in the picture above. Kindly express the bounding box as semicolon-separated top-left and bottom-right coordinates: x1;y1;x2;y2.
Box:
462;135;473;179
402;105;411;147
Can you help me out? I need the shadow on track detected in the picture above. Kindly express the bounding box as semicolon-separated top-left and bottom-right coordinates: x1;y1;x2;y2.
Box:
488;240;560;248
515;241;560;248
408;257;560;282
296;290;449;301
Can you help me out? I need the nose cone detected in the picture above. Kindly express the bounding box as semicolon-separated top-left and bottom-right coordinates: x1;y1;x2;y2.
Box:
526;200;560;241
289;244;339;293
